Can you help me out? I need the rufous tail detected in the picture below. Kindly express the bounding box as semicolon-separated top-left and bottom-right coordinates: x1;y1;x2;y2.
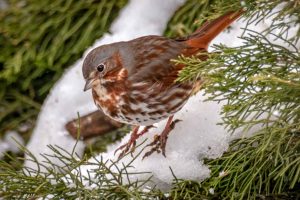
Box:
186;10;244;50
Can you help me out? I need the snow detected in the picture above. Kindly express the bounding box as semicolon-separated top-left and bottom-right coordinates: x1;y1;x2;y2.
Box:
0;140;9;158
24;0;298;192
0;0;7;10
0;131;24;158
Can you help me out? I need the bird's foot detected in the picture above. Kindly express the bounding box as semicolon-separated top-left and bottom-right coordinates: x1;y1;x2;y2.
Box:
143;117;180;159
115;125;154;159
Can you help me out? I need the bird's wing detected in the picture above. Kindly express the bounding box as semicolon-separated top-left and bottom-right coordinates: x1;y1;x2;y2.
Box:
124;10;243;92
126;35;196;90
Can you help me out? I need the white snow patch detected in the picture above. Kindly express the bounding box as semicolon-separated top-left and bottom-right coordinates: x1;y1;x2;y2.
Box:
0;0;7;10
0;131;24;158
4;131;24;153
0;140;9;158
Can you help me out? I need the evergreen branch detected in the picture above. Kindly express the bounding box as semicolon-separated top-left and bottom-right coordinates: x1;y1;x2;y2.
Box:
164;0;242;38
203;123;300;199
166;0;300;42
177;30;300;131
0;142;164;199
167;124;300;200
172;1;300;198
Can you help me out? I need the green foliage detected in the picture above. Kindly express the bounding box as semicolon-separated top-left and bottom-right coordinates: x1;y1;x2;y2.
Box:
165;0;300;42
205;124;300;199
0;0;127;134
173;0;300;199
0;142;166;199
164;0;242;38
177;32;300;131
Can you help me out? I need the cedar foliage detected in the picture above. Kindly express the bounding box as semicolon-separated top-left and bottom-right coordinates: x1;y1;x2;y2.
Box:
173;0;300;199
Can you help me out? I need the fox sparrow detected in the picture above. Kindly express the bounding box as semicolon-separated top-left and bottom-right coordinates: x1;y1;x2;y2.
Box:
83;10;243;158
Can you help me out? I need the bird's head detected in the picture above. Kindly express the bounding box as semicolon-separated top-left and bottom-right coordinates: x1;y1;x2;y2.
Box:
82;43;128;91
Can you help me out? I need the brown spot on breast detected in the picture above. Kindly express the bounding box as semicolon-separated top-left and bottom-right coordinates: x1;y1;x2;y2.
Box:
121;104;141;115
103;82;126;97
92;89;119;118
168;100;186;112
128;96;139;105
125;116;132;121
161;92;187;105
148;110;164;115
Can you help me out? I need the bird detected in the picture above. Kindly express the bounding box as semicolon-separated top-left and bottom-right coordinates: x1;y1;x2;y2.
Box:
82;10;243;158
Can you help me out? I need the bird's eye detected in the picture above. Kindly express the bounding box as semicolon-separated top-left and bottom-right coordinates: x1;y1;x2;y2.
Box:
97;64;105;72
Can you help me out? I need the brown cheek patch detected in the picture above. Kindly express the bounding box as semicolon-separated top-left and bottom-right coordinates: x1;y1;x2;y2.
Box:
104;67;122;80
104;51;128;81
116;68;128;81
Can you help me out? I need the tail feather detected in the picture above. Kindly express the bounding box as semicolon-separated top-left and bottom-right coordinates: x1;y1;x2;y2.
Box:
186;10;244;49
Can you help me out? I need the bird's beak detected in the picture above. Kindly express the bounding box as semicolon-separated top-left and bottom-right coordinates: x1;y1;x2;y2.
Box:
84;78;95;91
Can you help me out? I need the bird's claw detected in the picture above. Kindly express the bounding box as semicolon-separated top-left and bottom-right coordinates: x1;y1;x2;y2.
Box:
142;134;167;159
170;119;181;129
114;137;137;159
115;125;154;160
143;118;181;159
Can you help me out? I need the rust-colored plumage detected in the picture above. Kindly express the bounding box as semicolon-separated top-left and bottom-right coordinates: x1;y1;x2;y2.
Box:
82;10;243;158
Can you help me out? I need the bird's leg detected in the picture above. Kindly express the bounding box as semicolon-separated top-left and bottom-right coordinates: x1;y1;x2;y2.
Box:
137;125;155;137
143;115;180;159
115;126;139;157
115;125;154;159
